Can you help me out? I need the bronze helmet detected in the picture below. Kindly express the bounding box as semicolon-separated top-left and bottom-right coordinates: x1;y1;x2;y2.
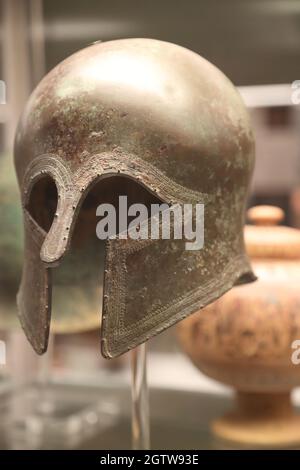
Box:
14;38;255;358
0;152;102;334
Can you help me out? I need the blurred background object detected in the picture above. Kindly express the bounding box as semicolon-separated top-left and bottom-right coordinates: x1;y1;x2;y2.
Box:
0;0;300;449
177;206;300;448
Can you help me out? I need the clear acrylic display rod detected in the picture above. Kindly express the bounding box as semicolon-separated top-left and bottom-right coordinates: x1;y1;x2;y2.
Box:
131;343;150;450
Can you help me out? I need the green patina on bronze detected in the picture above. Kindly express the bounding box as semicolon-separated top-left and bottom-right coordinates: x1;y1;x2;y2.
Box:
14;38;255;358
0;153;22;327
0;152;103;334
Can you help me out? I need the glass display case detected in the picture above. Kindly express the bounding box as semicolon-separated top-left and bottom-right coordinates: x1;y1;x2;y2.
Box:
1;0;300;452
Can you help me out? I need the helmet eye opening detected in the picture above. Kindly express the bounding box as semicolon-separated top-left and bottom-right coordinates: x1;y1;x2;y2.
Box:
50;175;163;331
26;175;58;232
73;175;164;245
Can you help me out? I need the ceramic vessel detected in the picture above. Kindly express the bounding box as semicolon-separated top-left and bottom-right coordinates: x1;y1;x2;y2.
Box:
177;205;300;448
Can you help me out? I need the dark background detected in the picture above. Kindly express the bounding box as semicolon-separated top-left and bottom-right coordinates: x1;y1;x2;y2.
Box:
43;0;300;86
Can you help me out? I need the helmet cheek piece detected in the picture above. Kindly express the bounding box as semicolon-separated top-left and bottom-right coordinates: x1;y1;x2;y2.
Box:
18;152;255;358
17;210;51;354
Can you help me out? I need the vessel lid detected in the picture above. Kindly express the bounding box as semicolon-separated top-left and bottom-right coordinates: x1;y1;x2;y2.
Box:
245;205;300;259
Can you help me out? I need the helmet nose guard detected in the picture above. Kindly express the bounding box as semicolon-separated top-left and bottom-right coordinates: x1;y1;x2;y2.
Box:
40;196;80;266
